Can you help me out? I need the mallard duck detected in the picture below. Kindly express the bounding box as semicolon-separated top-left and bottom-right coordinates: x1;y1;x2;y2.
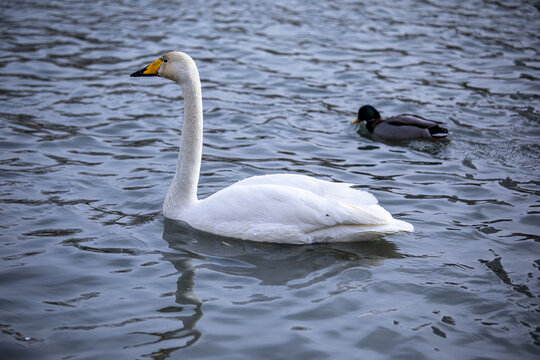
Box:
353;105;449;141
130;52;413;244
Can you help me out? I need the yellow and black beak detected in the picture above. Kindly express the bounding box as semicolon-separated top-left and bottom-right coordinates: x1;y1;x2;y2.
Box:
130;58;163;77
352;117;360;124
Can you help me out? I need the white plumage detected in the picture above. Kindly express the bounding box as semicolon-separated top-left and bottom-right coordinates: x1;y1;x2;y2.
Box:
131;52;413;244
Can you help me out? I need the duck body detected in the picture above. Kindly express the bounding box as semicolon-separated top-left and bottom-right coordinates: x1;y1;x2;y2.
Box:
131;52;413;244
355;105;449;141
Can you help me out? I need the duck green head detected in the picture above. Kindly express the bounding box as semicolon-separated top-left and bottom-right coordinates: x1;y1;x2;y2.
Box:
353;105;381;124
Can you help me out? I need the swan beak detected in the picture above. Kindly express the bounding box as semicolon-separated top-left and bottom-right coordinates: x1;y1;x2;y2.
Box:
352;117;360;124
130;58;163;77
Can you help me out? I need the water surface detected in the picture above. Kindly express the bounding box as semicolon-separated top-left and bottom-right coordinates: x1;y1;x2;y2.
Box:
1;0;539;359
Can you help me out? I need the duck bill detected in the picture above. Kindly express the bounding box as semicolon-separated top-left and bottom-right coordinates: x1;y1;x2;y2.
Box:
352;117;360;124
130;58;163;77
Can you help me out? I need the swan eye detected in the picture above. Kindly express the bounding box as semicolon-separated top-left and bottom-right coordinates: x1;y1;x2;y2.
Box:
163;59;168;63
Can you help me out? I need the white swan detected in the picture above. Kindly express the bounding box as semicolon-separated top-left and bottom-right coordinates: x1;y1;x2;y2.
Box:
131;51;413;244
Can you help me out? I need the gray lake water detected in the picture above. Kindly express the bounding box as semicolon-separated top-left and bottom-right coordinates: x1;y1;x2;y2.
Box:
1;0;539;359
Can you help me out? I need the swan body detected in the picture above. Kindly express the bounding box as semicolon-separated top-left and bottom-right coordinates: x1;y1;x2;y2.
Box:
131;52;413;244
354;105;449;141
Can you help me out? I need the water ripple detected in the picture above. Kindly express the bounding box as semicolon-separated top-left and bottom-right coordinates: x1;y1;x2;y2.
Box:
1;0;539;359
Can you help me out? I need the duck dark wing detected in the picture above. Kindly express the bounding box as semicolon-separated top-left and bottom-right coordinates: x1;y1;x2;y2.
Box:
386;114;444;128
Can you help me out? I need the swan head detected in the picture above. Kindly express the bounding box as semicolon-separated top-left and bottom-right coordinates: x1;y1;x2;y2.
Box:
130;51;197;85
353;105;381;124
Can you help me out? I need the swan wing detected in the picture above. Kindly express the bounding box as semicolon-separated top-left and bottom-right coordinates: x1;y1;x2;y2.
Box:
185;181;408;243
235;174;380;206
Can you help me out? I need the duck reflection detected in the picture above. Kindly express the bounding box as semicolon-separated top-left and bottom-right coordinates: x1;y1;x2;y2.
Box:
156;218;403;353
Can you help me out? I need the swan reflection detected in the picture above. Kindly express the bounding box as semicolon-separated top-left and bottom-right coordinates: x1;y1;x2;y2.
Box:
153;219;403;354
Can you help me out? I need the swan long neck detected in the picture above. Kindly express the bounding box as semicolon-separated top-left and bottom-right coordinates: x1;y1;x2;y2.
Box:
164;63;203;216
